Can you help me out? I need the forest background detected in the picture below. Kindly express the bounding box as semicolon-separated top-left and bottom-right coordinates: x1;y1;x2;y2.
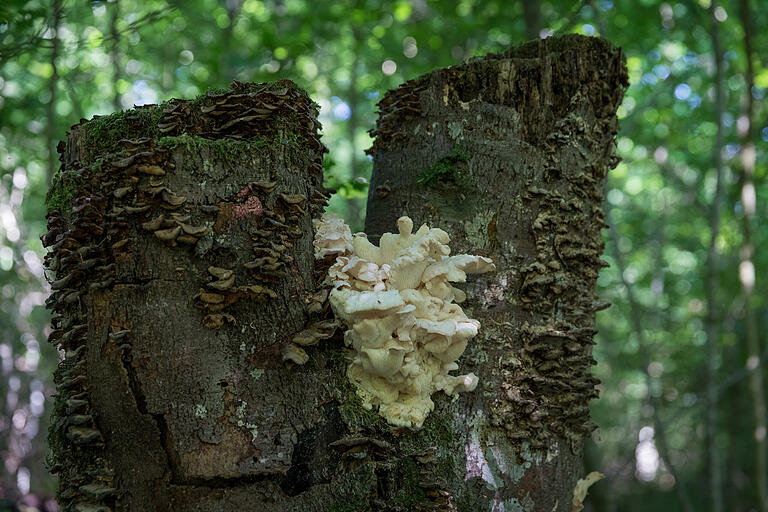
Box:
0;0;766;511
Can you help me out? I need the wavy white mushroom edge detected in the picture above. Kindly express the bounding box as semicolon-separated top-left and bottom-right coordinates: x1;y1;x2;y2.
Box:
313;213;495;428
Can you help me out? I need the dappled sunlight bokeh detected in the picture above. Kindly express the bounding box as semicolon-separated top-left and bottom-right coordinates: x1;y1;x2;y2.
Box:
1;0;766;510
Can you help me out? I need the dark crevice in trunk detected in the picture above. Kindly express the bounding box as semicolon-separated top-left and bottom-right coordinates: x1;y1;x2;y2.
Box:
279;403;344;496
116;330;177;479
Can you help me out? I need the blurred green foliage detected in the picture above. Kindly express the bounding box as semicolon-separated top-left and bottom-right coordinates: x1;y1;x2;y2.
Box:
0;0;766;511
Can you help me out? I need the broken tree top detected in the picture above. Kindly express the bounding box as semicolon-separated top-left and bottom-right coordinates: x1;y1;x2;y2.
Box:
56;79;327;171
367;34;628;154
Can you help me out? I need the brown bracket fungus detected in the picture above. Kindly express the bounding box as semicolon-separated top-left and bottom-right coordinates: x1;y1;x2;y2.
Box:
314;213;495;427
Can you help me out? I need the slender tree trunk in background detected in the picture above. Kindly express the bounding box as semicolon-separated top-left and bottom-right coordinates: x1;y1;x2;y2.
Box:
45;36;625;512
606;207;693;512
736;2;768;510
520;0;541;40
366;34;626;510
46;0;62;186
589;0;607;38
110;0;122;112
345;25;364;230
704;4;725;512
221;0;243;80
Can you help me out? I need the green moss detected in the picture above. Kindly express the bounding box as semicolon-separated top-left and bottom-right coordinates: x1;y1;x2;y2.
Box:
194;87;229;101
335;364;383;429
158;131;300;160
323;345;350;372
338;386;383;430
158;133;304;181
416;413;456;447
45;179;78;212
404;411;459;499
45;169;86;212
414;146;471;189
157;133;188;151
82;104;165;155
394;489;427;507
393;458;427;506
457;497;487;512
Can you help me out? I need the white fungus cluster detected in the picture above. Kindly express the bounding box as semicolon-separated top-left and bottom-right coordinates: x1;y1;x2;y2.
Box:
313;214;495;428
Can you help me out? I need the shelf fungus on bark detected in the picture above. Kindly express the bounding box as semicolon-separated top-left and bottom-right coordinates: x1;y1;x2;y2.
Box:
312;213;353;258
314;213;495;427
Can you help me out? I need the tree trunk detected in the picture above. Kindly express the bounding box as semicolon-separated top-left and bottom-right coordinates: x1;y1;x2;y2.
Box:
520;0;541;41
109;0;122;112
735;1;768;509
45;0;62;186
45;35;626;512
705;3;725;511
365;34;627;511
44;81;343;511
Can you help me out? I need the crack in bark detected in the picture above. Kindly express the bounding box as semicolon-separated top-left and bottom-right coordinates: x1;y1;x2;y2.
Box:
116;336;178;480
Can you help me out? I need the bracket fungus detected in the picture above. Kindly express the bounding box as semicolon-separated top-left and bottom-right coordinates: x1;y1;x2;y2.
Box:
312;213;353;258
314;214;495;428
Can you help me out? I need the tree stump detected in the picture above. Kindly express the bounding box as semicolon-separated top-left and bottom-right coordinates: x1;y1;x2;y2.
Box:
44;81;348;510
44;34;627;512
365;34;627;510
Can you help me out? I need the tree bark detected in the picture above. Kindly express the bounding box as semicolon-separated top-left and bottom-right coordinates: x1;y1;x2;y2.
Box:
365;34;627;511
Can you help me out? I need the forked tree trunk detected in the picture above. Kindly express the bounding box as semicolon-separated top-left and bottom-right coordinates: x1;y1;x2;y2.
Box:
45;35;626;512
365;34;626;510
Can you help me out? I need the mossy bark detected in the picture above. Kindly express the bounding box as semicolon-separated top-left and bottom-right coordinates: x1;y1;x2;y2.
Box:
365;34;627;511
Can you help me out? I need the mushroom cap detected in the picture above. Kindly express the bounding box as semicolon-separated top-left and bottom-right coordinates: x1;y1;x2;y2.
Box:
329;288;405;322
351;234;381;262
329;256;390;291
360;342;408;378
282;342;309;365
